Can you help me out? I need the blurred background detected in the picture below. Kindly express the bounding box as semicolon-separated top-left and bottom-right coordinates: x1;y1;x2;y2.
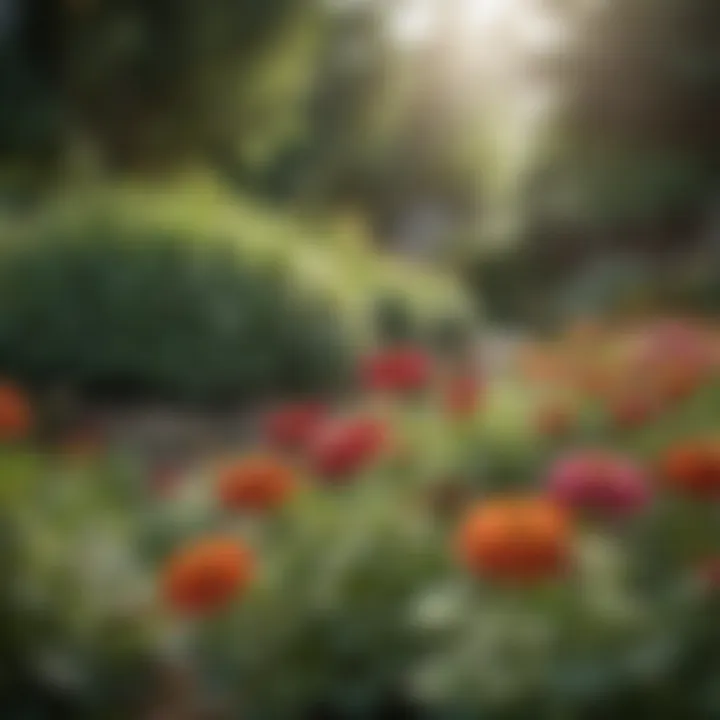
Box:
2;0;718;354
1;3;720;718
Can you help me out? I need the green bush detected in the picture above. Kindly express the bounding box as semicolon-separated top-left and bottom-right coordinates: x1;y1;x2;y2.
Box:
0;227;352;404
0;184;473;404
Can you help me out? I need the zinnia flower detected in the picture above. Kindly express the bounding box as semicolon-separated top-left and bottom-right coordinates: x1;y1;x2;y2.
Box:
218;456;295;512
263;402;327;451
308;416;387;480
663;439;720;499
547;450;650;518
162;537;254;615
0;382;32;441
360;346;433;395
455;497;571;583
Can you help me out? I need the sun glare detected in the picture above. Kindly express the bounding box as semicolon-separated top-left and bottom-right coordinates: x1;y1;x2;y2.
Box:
391;0;567;55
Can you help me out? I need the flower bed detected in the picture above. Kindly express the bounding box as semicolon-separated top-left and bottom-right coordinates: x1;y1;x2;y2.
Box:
2;317;720;718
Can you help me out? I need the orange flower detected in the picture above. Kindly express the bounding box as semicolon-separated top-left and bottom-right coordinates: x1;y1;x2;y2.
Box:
162;537;254;615
0;382;32;441
455;497;572;583
217;456;296;512
663;439;720;500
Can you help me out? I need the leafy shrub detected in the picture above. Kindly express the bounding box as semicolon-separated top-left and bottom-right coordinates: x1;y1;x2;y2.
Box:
0;226;351;404
0;184;472;404
0;450;157;719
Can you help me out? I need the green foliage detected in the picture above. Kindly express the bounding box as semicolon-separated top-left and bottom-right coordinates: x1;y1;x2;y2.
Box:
537;0;720;231
370;260;476;350
0;450;157;718
0;184;471;403
554;253;720;322
0;192;354;404
195;480;446;717
1;362;720;717
0;0;322;174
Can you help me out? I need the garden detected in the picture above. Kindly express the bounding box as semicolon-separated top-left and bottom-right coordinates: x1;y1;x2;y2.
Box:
2;0;720;717
2;316;720;718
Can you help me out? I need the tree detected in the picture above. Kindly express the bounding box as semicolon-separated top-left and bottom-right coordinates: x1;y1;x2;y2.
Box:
0;0;321;175
537;0;720;235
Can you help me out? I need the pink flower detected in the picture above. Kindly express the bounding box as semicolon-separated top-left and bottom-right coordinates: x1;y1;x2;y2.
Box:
547;451;650;518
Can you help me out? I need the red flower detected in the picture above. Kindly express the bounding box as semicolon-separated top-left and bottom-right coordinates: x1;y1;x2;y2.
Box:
308;416;387;480
663;439;720;500
547;450;650;518
217;456;296;512
444;374;483;419
455;498;572;583
360;347;433;395
0;382;32;441
162;537;254;615
263;402;327;450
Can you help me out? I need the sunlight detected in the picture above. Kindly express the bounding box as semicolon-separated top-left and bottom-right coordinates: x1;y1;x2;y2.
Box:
391;0;568;56
387;0;572;247
465;0;506;30
389;0;436;45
